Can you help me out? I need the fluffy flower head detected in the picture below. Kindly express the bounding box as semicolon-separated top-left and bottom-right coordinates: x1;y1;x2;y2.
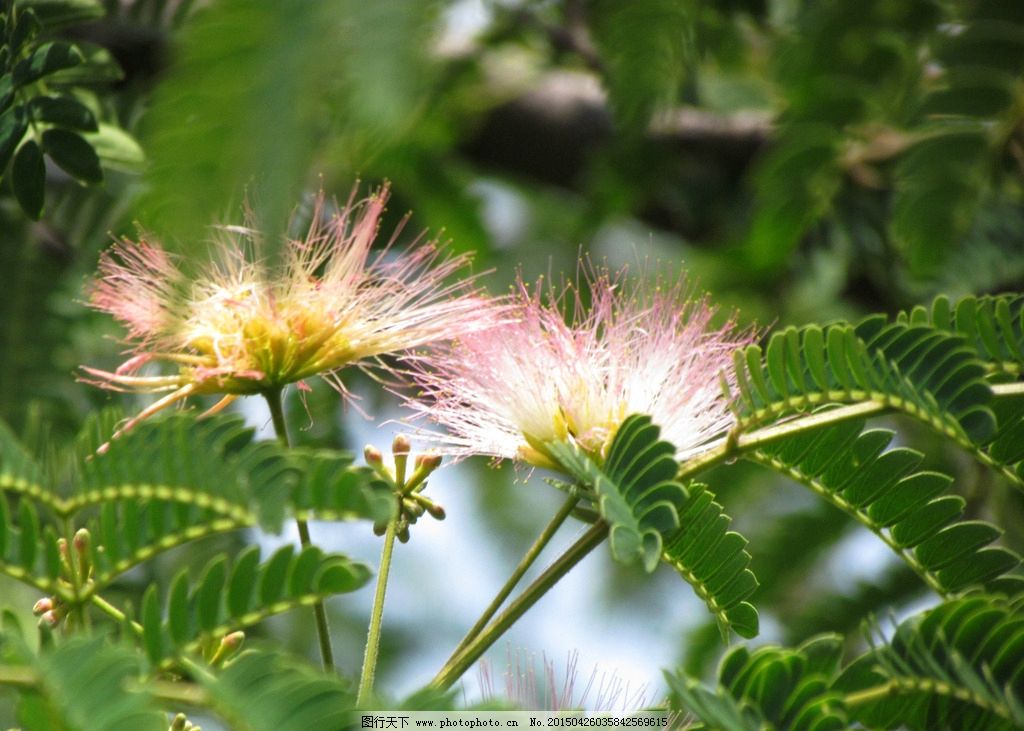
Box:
407;266;752;470
84;185;501;438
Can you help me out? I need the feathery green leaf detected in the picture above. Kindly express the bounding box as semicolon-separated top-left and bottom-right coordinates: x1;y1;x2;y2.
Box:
663;483;759;640
139;545;371;666
17;636;164;731
545;414;688;572
727;314;997;444
667;634;849;731
900;294;1024;377
748;418;1021;596
837;595;1024;729
202;649;355;731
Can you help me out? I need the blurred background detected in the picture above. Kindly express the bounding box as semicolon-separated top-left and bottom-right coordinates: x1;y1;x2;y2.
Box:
2;0;1024;712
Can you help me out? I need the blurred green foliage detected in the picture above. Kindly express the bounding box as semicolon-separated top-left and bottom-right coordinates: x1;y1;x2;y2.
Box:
0;0;1023;716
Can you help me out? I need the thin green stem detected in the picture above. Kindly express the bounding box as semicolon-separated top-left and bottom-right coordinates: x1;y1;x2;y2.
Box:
843;681;900;708
264;388;335;671
449;495;580;660
356;505;399;706
843;679;1009;719
0;665;210;708
59;517;87;633
91;595;202;684
679;400;889;481
149;679;211;708
176;655;218;684
680;382;1024;481
60;519;81;592
0;665;42;690
91;594;144;636
431;522;608;692
264;386;291;448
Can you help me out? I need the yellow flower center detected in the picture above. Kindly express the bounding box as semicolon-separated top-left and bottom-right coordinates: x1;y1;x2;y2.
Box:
180;285;356;393
517;399;625;471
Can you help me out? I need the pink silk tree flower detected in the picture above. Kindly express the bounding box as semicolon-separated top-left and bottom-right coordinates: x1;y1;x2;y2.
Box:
83;185;503;445
405;267;753;471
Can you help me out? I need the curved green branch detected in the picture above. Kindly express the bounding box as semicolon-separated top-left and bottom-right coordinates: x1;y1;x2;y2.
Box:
681;382;1024;482
449;494;580;660
265;387;335;672
844;677;1012;720
431;522;608;691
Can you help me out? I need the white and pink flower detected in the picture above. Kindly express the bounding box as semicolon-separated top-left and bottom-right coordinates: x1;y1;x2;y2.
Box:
84;185;502;442
406;266;752;469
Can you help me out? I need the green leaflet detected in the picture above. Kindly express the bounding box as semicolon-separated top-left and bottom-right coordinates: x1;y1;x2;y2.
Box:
663;484;759;640
73;411;258;521
666;634;849;731
890;4;1024;274
17;0;106;30
87;498;249;589
669;596;1024;731
202;650;356;731
727;313;997;444
979;396;1024;489
665;678;763;731
0;629;190;729
277;446;396;529
0;497;63;597
587;0;690;131
546;415;759;639
0;411;389;599
140;545;371;666
17;636;165;731
41;127;102;184
12;139;45;219
28;94;99;132
748;419;1021;597
73;412;392;530
29;409;386;518
743;0;939;274
897;294;1024;490
836;595;1024;730
902;293;1024;378
0;1;134;219
545;414;688;572
12;41;84;87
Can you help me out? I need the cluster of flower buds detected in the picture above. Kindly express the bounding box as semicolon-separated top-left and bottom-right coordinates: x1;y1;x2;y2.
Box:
365;434;445;543
32;596;59;627
169;712;202;731
32;527;94;629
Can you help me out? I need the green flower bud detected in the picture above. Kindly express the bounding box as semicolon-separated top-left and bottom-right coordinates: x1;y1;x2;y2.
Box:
391;434;411;456
73;528;91;579
364;444;383;465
